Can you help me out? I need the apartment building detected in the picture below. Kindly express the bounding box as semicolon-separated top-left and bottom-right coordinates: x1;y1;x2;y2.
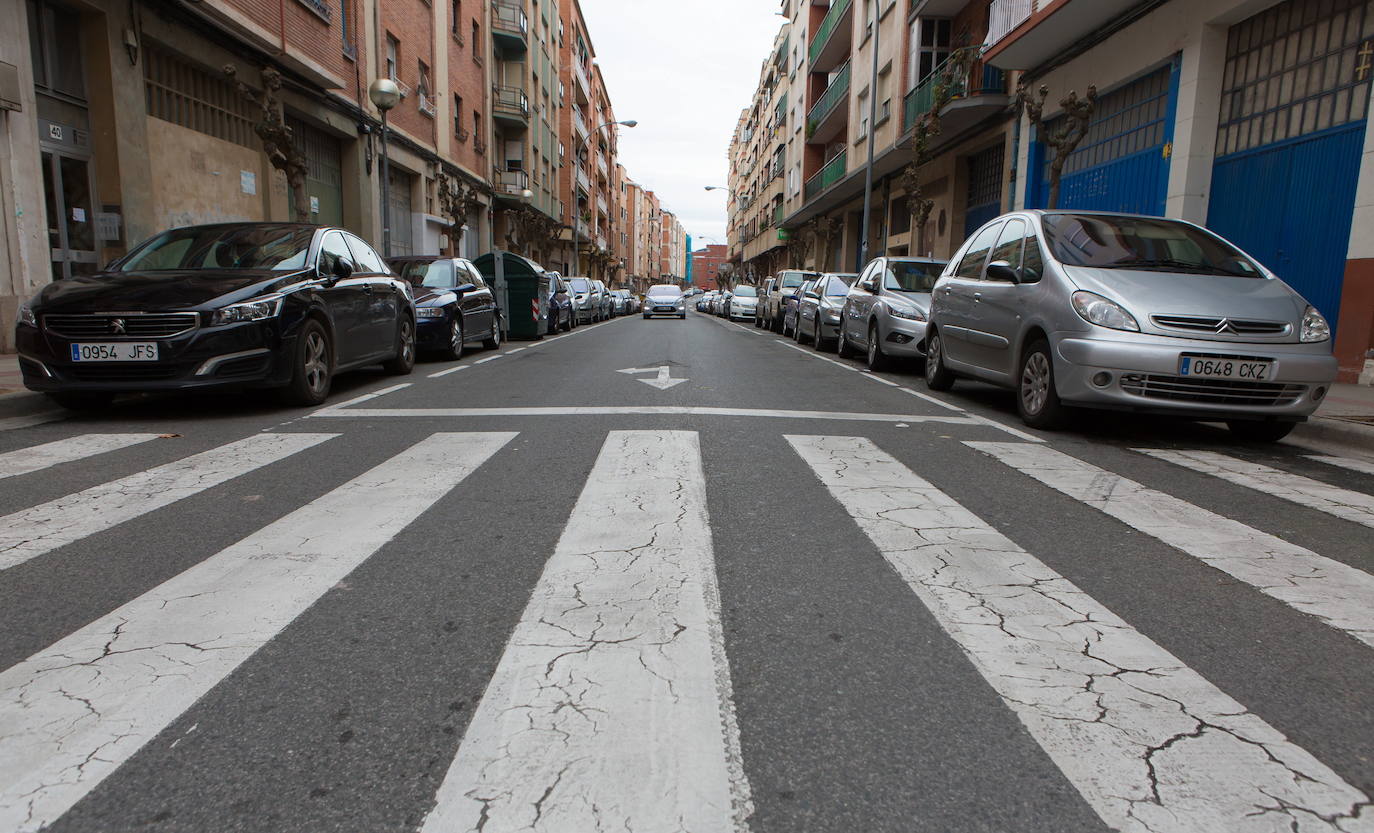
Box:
691;243;729;289
658;210;686;280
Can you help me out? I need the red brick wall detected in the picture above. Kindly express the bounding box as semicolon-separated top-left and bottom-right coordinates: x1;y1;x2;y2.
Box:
382;0;438;145
446;0;486;173
222;0;366;102
1335;258;1374;382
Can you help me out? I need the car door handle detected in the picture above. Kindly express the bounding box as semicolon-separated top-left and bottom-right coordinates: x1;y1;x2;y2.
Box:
362;283;373;294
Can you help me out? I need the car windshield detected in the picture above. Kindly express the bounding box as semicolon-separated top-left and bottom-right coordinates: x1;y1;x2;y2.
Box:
568;278;592;292
884;262;943;293
825;274;857;296
732;286;757;297
393;260;458;288
117;225;316;272
1041;214;1262;277
779;272;810;288
648;285;681;297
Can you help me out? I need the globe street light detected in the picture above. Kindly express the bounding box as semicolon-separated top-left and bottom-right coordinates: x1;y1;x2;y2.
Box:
573;119;636;276
368;78;402;257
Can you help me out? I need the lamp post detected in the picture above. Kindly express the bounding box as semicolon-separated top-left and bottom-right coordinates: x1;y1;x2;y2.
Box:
368;79;402;257
573;119;636;276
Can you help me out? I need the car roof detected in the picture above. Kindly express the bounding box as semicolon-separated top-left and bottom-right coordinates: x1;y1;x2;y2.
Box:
884;256;947;264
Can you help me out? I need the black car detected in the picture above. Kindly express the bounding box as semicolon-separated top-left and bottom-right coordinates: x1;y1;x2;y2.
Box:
16;223;416;408
545;274;575;333
388;255;502;359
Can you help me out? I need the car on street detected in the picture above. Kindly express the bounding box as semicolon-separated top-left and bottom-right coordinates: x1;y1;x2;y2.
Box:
643;284;687;318
726;285;759;321
566;277;599;324
714;290;733;317
388;255;502;360
754;278;775;327
838;257;946;371
781;277;817;338
762;269;819;332
610;289;633;317
924;210;1339;440
796;273;857;350
696;291;717;312
591;280;613;320
544;274;575;333
17;222;416;409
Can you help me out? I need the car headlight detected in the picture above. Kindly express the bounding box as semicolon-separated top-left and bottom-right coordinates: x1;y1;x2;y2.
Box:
888;306;926;322
1300;305;1330;342
416;307;447;319
18;304;36;327
212;295;284;326
1071;291;1139;332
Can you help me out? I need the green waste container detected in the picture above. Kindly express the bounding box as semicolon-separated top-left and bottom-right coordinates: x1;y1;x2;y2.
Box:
472;251;553;340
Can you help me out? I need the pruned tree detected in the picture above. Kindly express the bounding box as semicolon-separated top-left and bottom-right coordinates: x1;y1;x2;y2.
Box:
437;172;489;254
807;215;844;272
224;65;311;222
1015;80;1098;209
784;227;812;269
896;46;979;252
716;261;736;290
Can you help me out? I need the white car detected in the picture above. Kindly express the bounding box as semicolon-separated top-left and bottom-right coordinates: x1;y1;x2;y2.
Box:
726;285;759;321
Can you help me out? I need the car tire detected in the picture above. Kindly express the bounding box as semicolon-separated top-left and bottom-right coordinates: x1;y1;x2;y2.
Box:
382;315;416;375
1226;420;1296;442
866;323;891;372
772;314;783;334
1017;339;1068;430
813;319;826;351
48;391;115;411
440;316;465;361
482;317;501;350
282;319;333;406
837;325;855;358
924;328;956;391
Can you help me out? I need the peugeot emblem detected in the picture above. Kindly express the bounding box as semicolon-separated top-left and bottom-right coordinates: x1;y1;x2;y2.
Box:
110;318;126;335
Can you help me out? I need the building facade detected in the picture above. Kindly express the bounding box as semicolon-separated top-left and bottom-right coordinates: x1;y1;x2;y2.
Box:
691;243;729;289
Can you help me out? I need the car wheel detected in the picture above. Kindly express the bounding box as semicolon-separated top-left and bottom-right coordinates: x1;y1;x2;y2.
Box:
441;316;464;361
282;319;333;406
482;317;501;350
924;328;955;391
1226;420;1296;442
382;315;416;375
772;314;783;334
1017;339;1068;430
837;325;854;358
813;319;826;351
48;391;115;411
866;323;891;372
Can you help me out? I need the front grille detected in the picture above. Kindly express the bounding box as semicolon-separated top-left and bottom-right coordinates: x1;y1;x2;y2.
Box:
44;313;199;339
64;365;182;382
1150;314;1289;336
1120;373;1305;406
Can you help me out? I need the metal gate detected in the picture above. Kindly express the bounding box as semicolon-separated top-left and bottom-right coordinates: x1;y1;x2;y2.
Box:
286;115;344;228
964;142;1004;238
387;167;414;256
1206;0;1372;328
1029;59;1179;215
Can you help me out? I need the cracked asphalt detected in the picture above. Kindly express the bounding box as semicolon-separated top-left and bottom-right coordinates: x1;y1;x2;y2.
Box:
0;310;1371;832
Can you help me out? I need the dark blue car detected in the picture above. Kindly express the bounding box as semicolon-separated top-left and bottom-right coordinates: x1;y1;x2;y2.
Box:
545;274;575;333
387;256;501;360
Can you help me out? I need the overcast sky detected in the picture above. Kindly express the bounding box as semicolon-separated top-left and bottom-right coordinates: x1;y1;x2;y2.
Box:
579;0;785;250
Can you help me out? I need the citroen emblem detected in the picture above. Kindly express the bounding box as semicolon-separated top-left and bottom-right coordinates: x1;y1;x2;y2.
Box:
110;318;126;335
1215;318;1238;335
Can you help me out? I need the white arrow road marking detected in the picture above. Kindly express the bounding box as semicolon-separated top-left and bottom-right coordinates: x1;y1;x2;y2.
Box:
791;435;1374;833
0;434;160;480
0;431;515;833
421;431;752;833
616;365;687;390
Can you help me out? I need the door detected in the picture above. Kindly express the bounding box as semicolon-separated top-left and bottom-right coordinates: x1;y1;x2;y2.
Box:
317;232;370;365
344;233;400;357
964;144;1004;241
287;115;344;227
966;218;1030;379
387;168;414;257
847;260;881;346
938;221;1003;367
41;149;99;280
1205;0;1372;329
460;262;495;338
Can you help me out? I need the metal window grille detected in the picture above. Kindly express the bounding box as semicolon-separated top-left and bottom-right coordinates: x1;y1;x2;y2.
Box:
286;115;342;191
143;46;256;149
1216;0;1374;157
1043;66;1170;178
967;143;1004;209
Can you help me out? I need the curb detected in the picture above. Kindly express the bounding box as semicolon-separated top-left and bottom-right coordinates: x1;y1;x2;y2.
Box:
1290;414;1374;452
0;388;54;419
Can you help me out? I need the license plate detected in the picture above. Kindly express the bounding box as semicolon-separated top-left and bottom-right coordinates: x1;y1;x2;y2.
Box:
655;306;675;312
1179;355;1272;380
70;342;159;362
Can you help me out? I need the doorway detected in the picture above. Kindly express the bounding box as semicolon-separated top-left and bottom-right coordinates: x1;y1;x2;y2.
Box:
41;145;99;280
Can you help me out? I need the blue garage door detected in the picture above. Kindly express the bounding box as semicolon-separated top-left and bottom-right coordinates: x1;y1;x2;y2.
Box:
1028;59;1179;215
1206;0;1372;329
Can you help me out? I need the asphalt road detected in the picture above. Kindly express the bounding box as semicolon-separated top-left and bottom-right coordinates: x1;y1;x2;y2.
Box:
1;309;1372;833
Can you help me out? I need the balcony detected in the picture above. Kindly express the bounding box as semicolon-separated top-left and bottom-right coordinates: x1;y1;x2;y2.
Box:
772;202;784;227
573;109;589;140
803;151;847;201
903;55;1008;138
573;60;591;102
494;168;530;202
807;0;853;74
492;1;528;57
492;86;529;129
806;61;850;144
417;93;436;118
983;0;1144;69
576;165;591;195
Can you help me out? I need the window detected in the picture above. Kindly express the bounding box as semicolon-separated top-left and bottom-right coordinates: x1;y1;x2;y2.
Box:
954;222;1003;279
472;21;481;60
988;219;1026;279
418;60;431;98
344;234;387;274
856;90;870;141
386;35;399;80
451;0;461;36
454;94;464;135
340;0;354;59
318;233;356;277
143;46;256;148
1021;228;1045;284
908;18;950;90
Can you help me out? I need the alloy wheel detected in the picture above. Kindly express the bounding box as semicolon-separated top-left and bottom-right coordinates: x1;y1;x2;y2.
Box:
400;319;415;365
451;319;464;355
304;330;328;396
1021;351;1051;416
926;334;941;383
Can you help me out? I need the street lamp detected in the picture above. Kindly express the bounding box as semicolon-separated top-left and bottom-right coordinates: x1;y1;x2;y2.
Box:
703;186;731;193
368;78;402;257
573;119;636;277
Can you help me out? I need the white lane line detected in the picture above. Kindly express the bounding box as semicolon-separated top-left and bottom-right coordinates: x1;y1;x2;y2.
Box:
969;442;1374;649
310;404;979;424
777;341;860;372
473;354;503;364
1307;454;1374;476
422;431;752;833
312;383;412;413
0;431;515;833
0;433;336;573
789;435;1373;833
505;347;526;354
428;364;470;378
0;434;160;480
898;386;966;412
1138;448;1374;530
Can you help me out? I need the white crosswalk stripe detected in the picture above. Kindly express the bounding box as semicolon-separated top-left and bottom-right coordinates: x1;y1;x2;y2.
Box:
422;430;752;833
790;435;1373;833
969;442;1374;649
0;434;160;480
0;434;337;573
1138;448;1374;529
0;432;515;833
1308;454;1374;476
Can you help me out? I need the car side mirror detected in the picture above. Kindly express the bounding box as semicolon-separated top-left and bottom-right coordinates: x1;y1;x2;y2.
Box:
453;282;477;295
804;290;820;300
985;261;1020;283
321;259;352;284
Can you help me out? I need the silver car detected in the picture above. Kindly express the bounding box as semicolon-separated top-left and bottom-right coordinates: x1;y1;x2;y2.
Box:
796;273;857;350
726;285;758;321
567;277;599;324
591;280;612;320
925;210;1339;441
643;284;686;319
839;257;946;370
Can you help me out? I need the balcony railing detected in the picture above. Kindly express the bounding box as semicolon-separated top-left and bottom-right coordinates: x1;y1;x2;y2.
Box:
576;166;591;193
495;168;529;196
772;203;784;226
492;86;529;123
807;0;852;70
987;0;1034;48
803;151;847;201
573;109;588;138
902;55;1008;132
806;61;851;138
417;93;436;118
492;1;529;55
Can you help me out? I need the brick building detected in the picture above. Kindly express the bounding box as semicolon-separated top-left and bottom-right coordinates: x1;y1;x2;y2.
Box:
691;243;728;290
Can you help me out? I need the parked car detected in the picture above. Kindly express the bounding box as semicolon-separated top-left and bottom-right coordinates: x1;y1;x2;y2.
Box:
726;285;759;321
839;257;946;370
762;269;819;332
591;280;613;320
796;273;858;350
643;284;687;319
714;290;733;317
924;210;1339;440
781;278;817;338
696;291;717;312
754;278;775;327
609;289;632;316
567;277;598;324
388;255;502;359
17;222;415;408
544;273;575;333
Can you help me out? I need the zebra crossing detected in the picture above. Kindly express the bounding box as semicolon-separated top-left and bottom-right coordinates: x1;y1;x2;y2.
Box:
0;429;1371;832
